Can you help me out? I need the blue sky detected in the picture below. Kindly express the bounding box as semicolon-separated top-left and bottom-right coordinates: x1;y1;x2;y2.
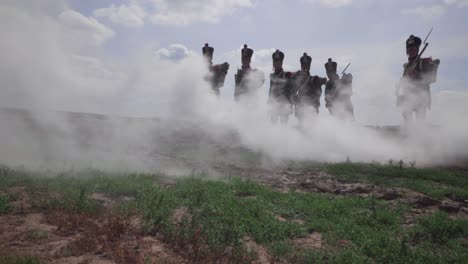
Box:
59;0;468;93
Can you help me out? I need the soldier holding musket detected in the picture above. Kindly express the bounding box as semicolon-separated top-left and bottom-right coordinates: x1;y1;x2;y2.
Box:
268;49;294;123
324;58;339;115
202;43;229;96
234;44;265;101
293;53;326;121
324;59;354;120
396;32;440;122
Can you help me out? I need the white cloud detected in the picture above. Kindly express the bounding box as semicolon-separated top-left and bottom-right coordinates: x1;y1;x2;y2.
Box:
94;3;146;28
401;5;446;20
444;0;468;8
307;0;353;8
156;44;193;61
148;0;254;26
59;10;115;46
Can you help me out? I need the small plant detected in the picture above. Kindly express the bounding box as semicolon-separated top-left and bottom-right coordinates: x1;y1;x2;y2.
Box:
27;230;49;241
0;195;12;214
0;255;43;264
413;211;467;244
140;189;165;234
398;160;405;170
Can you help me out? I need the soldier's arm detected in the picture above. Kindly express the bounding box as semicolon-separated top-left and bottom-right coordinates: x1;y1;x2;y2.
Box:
420;58;440;84
268;74;273;98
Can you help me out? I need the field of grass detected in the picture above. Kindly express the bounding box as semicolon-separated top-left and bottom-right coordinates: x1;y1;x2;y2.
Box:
326;162;468;200
0;164;467;263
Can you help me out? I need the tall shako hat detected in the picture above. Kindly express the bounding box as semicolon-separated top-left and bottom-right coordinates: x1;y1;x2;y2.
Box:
241;44;254;59
324;58;337;74
272;49;284;62
406;35;422;49
300;52;312;68
202;43;214;62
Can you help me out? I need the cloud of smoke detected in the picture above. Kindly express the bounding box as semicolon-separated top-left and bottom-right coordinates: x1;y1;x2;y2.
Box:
0;2;467;174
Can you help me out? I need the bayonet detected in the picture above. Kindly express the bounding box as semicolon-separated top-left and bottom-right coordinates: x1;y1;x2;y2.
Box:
342;63;351;75
423;27;433;45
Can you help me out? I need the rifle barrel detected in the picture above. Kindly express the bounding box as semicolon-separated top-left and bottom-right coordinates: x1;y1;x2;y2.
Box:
342;63;351;74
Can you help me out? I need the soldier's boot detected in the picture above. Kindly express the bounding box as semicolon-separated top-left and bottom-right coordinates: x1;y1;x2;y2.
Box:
402;109;413;123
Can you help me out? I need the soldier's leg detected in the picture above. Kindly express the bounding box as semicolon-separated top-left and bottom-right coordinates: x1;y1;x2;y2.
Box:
214;88;220;97
314;105;319;115
270;114;277;123
280;115;289;124
415;107;426;120
346;100;355;121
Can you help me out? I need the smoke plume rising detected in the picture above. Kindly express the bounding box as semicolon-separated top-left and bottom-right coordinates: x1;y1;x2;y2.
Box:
1;1;467;174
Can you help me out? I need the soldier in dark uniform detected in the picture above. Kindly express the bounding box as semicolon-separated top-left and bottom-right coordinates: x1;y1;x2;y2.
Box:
234;44;265;101
396;35;440;121
292;53;326;121
268;49;294;123
324;58;339;115
324;58;354;120
337;71;354;120
202;43;229;96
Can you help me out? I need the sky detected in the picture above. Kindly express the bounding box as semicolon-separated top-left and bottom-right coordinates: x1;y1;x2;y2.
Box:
1;0;467;123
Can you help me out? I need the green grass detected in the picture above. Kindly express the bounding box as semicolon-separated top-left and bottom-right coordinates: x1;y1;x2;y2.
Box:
0;165;467;263
0;194;13;214
326;162;468;199
0;256;43;264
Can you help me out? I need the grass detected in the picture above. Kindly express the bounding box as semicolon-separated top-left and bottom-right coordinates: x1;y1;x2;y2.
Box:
0;194;12;214
326;162;468;199
0;256;43;264
0;165;467;263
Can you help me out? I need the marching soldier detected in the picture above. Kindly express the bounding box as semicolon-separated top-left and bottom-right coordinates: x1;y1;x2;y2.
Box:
268;49;294;123
324;58;354;120
337;70;354;120
234;44;265;101
396;34;440;121
324;58;339;115
202;43;229;96
293;53;326;121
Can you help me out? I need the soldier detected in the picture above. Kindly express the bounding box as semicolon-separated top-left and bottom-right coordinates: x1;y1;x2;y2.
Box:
234;44;265;101
396;35;440;121
337;70;354;120
324;59;354;120
268;49;294;123
293;53;326;121
203;43;230;96
324;58;339;115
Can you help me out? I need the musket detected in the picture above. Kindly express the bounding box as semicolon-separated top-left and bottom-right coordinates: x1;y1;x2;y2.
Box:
342;63;351;75
404;27;433;76
423;27;433;45
397;27;434;103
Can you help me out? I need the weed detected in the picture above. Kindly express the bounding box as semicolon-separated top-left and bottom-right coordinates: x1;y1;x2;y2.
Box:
268;241;293;258
26;230;49;241
0;255;43;264
327;163;468;199
412;211;468;244
398;160;405;170
0;194;12;214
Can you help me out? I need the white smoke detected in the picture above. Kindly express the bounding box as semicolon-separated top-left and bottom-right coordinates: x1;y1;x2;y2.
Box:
0;1;467;173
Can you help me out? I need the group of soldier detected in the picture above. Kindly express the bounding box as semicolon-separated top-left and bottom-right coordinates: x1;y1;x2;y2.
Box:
202;33;440;124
